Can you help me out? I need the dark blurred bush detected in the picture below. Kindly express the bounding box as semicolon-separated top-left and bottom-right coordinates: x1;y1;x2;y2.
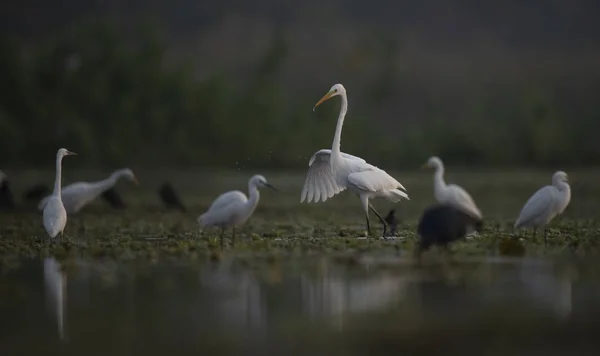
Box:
0;20;598;170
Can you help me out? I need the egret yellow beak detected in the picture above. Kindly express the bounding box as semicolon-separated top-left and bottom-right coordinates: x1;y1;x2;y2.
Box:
67;150;77;156
420;163;429;169
313;91;334;111
132;176;139;185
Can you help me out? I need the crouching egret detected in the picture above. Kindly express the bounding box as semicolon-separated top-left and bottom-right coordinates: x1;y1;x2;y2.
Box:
301;84;409;237
38;168;138;213
43;148;76;242
197;174;276;247
415;204;483;260
422;156;482;221
514;171;571;245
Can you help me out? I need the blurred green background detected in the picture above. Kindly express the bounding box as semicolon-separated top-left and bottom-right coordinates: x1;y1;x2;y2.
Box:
1;0;599;170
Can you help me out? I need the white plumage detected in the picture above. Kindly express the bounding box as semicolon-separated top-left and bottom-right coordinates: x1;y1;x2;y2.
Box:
38;168;138;213
43;148;76;242
514;171;571;244
198;174;276;247
301;84;409;236
423;156;482;220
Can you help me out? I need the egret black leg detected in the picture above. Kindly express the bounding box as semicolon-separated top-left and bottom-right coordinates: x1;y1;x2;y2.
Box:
219;228;225;248
232;228;236;247
369;203;388;238
365;215;371;236
543;228;548;246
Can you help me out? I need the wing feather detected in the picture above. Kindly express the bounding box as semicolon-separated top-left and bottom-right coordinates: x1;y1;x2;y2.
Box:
301;149;359;203
445;184;482;219
514;185;557;228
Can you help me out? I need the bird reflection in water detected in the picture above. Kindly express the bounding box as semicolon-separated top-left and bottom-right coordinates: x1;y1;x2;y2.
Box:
44;257;67;341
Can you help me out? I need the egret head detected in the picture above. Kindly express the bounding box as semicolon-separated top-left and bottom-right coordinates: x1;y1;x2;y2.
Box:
57;148;77;158
313;84;346;111
119;168;139;184
422;156;443;169
250;174;277;191
552;171;568;184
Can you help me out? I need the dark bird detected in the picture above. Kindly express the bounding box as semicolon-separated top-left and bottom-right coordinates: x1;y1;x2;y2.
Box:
384;209;399;236
415;204;483;259
0;172;16;210
23;184;50;202
101;187;127;209
158;182;186;212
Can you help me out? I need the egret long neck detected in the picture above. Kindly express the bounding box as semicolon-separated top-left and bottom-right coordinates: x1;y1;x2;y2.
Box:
53;154;63;196
246;182;261;216
94;171;122;192
433;164;447;195
330;92;348;166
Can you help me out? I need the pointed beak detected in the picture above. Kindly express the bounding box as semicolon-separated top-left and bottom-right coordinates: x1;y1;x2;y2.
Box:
420;163;428;169
132;176;139;185
67;150;77;156
265;183;277;191
313;91;334;111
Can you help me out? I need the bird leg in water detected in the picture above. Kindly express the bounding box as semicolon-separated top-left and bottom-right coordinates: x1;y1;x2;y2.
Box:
543;228;548;246
232;228;236;247
369;203;389;238
365;215;371;236
219;228;225;248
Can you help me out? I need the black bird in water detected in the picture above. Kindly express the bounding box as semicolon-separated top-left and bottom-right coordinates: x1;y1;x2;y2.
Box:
384;209;399;236
158;182;186;212
415;204;483;259
23;183;50;203
0;173;16;210
101;187;127;209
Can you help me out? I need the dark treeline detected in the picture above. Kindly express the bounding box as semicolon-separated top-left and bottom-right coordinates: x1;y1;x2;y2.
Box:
0;1;599;169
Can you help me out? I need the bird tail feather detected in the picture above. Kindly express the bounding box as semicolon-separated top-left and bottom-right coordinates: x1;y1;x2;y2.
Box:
387;189;409;202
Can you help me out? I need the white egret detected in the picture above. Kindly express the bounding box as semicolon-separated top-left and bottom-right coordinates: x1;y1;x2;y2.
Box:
423;156;482;220
43;148;76;242
38;168;138;213
197;174;276;247
514;171;571;244
301;84;409;237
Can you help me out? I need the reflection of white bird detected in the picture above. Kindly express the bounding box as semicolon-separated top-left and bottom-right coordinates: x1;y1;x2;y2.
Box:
43;257;67;341
423;156;482;220
198;174;276;247
43;148;76;242
38;168;138;213
514;171;571;244
301;84;409;236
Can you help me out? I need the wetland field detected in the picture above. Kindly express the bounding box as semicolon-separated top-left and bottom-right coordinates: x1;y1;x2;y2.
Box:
2;168;600;355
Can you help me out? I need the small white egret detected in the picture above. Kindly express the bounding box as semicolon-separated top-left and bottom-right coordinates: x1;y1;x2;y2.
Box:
514;171;571;244
301;84;409;237
197;174;276;247
38;168;138;213
423;156;482;220
43;148;76;242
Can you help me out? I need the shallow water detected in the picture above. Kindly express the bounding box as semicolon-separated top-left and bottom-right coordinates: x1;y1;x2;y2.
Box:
2;255;600;355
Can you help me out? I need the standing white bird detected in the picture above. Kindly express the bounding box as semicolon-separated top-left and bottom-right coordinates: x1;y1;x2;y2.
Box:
38;168;138;213
423;156;482;220
514;171;571;245
43;148;76;242
197;174;276;247
301;84;409;237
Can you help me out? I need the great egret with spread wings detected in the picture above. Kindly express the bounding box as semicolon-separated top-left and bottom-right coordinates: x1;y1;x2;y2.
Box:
38;168;138;213
514;171;571;245
301;84;409;237
43;148;76;242
423;156;482;221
